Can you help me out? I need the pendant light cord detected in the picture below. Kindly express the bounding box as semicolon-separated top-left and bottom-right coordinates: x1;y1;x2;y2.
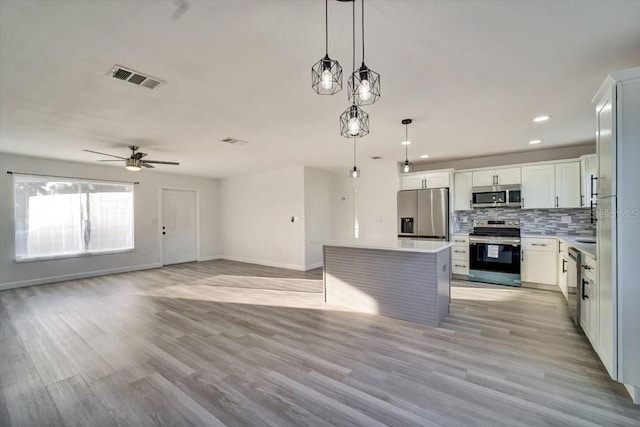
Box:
325;0;328;55
361;0;365;63
353;137;357;166
352;0;356;73
405;123;409;161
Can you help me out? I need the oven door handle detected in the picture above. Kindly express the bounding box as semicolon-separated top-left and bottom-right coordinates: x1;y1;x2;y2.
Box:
469;237;521;245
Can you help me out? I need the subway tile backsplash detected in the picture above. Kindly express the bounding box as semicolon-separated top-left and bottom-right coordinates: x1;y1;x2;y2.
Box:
452;207;595;236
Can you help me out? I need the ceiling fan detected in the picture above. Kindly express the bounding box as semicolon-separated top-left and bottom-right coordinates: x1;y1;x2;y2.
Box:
84;146;179;171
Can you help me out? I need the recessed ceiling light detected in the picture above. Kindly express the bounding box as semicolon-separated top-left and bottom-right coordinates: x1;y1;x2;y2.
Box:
529;139;542;145
420;154;430;159
401;140;411;145
533;115;550;122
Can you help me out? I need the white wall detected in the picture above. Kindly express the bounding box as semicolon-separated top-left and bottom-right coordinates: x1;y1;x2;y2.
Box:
304;168;333;269
220;166;307;270
0;153;221;290
353;160;399;240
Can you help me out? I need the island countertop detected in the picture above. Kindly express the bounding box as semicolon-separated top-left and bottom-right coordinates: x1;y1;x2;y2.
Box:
320;238;454;253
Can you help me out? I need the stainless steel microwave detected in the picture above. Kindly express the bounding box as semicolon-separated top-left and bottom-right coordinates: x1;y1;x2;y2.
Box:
472;184;522;208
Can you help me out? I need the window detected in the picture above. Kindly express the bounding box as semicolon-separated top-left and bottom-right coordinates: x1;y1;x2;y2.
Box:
14;175;134;261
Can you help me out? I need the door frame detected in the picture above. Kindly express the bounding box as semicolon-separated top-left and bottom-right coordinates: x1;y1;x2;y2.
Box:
159;187;200;266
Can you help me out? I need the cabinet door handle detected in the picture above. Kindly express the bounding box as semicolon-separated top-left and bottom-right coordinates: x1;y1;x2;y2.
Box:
531;243;548;246
582;265;592;271
521;197;525;209
558;240;561;253
521;250;524;262
590;174;598;198
555;196;559;208
562;258;567;273
454;264;466;268
581;194;584;207
454;250;466;253
581;279;589;300
469;199;472;209
454;239;466;243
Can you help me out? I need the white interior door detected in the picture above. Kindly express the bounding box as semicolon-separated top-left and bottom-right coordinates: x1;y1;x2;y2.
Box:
162;189;197;265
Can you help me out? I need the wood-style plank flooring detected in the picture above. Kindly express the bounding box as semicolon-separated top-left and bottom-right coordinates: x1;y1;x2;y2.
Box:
1;259;639;426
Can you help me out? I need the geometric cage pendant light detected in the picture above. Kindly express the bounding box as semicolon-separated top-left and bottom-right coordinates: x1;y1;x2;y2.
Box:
311;0;343;95
401;118;413;173
348;0;380;106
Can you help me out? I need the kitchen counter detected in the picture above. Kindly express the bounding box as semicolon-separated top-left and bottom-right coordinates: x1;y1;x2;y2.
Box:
321;238;453;253
322;240;451;327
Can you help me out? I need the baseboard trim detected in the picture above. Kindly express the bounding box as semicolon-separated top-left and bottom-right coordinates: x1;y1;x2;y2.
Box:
305;261;324;271
220;256;306;272
624;384;640;405
0;263;162;291
197;255;223;262
521;281;561;292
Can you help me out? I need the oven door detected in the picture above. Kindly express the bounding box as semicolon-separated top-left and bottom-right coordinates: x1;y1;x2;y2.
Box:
469;237;521;285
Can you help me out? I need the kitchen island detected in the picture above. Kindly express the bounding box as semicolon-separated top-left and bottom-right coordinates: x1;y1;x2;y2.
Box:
322;239;453;327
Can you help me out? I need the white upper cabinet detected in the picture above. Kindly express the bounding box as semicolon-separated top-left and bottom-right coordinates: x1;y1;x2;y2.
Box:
453;172;473;211
521;164;555;208
400;171;450;190
472;167;521;187
496;167;522;185
472;170;496;187
555;162;581;208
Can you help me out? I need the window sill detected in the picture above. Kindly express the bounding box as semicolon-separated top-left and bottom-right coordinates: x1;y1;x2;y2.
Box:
14;248;135;263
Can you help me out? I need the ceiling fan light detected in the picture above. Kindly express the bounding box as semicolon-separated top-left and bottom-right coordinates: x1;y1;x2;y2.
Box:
125;158;142;171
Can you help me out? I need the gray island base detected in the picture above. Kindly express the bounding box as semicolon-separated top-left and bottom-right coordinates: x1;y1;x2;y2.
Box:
322;239;453;327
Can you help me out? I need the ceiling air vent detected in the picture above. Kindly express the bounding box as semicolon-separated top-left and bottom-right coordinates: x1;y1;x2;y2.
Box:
107;65;165;90
221;138;248;145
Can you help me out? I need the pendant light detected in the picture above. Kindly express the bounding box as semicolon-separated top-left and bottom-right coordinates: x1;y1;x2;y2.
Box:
340;0;369;138
348;0;380;106
349;136;360;178
401;118;413;173
311;0;343;95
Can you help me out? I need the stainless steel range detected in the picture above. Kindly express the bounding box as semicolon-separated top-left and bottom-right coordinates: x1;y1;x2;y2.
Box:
469;219;521;287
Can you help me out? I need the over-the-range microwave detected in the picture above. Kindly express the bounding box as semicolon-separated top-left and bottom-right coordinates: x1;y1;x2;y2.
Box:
472;184;522;208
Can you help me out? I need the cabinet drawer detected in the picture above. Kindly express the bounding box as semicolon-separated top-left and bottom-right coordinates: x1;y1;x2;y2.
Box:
522;237;556;252
451;235;469;245
452;247;469;260
452;260;469;275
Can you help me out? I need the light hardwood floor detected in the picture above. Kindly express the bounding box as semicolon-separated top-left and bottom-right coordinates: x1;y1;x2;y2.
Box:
1;260;639;426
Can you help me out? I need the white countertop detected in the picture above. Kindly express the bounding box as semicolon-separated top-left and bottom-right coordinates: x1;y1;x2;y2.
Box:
321;239;454;253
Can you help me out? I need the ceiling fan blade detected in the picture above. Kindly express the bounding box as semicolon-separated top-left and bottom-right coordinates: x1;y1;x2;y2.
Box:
141;162;155;168
97;159;125;162
83;149;128;160
143;160;180;165
133;152;148;160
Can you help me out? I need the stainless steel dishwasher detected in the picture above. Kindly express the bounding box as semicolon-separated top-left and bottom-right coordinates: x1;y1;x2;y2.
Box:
567;247;582;329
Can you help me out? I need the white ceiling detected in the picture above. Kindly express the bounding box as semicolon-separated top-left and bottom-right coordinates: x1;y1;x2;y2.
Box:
1;1;639;178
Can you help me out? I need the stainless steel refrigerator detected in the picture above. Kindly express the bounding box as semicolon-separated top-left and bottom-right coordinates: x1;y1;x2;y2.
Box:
397;188;449;241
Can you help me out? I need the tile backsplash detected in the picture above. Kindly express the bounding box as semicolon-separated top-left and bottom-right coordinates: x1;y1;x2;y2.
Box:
452;207;595;236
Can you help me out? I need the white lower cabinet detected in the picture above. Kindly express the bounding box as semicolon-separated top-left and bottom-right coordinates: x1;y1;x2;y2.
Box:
581;254;599;351
521;237;557;285
451;234;469;276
